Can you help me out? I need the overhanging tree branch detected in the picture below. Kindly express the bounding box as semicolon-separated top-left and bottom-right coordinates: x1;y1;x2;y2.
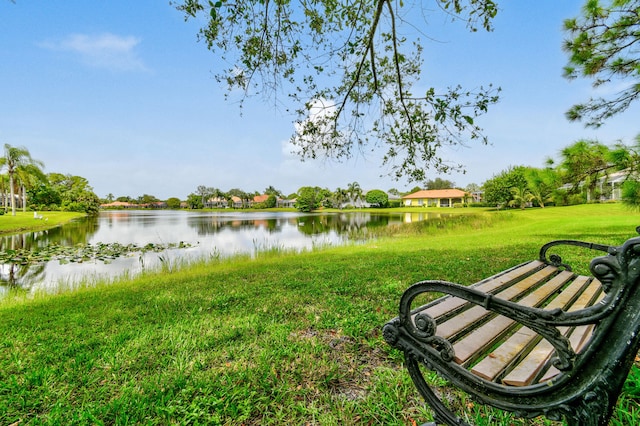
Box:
175;0;501;181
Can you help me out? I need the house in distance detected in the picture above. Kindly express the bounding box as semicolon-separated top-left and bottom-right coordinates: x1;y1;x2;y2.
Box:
401;189;467;207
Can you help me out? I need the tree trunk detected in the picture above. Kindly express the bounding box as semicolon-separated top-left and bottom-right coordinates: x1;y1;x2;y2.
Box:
22;184;27;212
9;172;15;216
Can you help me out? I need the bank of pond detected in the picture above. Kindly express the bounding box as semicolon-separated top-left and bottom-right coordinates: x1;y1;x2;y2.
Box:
0;209;468;297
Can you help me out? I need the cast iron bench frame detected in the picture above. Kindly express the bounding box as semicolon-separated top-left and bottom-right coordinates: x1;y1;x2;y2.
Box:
383;228;640;425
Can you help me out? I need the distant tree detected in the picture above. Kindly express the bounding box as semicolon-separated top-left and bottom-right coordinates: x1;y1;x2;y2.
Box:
264;186;282;197
27;182;61;209
47;173;100;215
426;178;455;190
226;188;250;208
0;174;8;211
196;185;217;206
465;183;481;193
0;144;45;216
265;194;277;208
16;163;47;212
482;166;528;207
347;181;363;208
116;196;133;203
295;186;329;212
365;189;389;207
622;180;640;207
387;188;401;196
525;167;559;208
166;197;182;209
332;187;349;209
105;193;115;203
563;0;640;126
186;193;203;209
609;137;640;208
408;186;423;194
558;140;610;201
508;185;534;210
138;194;160;205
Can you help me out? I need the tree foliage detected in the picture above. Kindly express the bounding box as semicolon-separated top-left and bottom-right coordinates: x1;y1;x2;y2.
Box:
563;0;640;126
0;144;45;216
264;194;277;208
557;139;611;200
186;193;204;209
331;187;349;209
46;173;101;215
365;189;389;207
426;177;455;190
524;167;559;208
176;0;500;182
508;185;534;209
166;197;182;209
295;186;329;212
482;166;527;206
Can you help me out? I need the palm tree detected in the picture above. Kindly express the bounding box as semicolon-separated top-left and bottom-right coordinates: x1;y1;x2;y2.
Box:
0;174;9;212
508;186;534;210
16;163;47;212
0;144;45;216
347;181;363;208
333;187;348;209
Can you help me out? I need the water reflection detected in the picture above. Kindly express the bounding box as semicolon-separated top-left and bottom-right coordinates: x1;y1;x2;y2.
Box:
0;210;445;296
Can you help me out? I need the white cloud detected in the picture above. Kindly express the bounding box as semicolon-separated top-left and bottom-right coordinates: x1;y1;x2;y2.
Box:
289;98;339;157
40;33;147;72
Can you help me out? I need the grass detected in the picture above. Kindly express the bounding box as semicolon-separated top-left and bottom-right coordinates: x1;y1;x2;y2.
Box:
0;204;639;425
0;211;85;235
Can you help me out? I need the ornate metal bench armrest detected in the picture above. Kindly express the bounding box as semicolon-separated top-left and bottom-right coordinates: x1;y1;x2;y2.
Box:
539;239;613;270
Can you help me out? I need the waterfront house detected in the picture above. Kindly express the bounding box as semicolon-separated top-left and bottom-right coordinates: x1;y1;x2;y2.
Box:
401;189;467;207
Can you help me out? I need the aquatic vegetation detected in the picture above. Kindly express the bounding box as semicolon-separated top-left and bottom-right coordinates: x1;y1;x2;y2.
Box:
0;241;191;266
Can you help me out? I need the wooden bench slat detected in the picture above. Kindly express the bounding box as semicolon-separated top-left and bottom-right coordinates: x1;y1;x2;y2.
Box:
539;324;597;383
453;270;575;364
436;266;558;339
540;282;604;383
470;275;591;380
501;279;601;386
418;260;544;320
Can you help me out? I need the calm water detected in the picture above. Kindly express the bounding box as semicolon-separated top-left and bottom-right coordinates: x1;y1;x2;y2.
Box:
0;210;443;295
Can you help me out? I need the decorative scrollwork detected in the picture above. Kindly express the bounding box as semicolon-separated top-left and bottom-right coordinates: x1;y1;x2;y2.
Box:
549;254;562;267
397;282;458;363
423;336;455;362
414;313;437;336
539;239;612;271
382;322;399;346
543;384;611;425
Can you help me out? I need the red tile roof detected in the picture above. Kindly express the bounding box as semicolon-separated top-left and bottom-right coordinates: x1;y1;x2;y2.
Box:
402;189;467;199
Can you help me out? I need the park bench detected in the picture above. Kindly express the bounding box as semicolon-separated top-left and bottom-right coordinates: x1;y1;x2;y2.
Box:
383;228;640;425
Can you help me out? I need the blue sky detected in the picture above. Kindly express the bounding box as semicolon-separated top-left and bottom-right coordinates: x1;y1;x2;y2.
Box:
1;1;638;200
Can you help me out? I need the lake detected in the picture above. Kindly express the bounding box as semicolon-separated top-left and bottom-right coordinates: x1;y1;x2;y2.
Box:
0;209;443;296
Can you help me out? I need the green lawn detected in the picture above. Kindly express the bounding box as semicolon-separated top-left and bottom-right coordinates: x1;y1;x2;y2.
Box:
0;204;639;425
0;211;85;235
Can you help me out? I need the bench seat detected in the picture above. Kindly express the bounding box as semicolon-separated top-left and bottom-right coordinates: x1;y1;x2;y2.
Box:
415;260;602;385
